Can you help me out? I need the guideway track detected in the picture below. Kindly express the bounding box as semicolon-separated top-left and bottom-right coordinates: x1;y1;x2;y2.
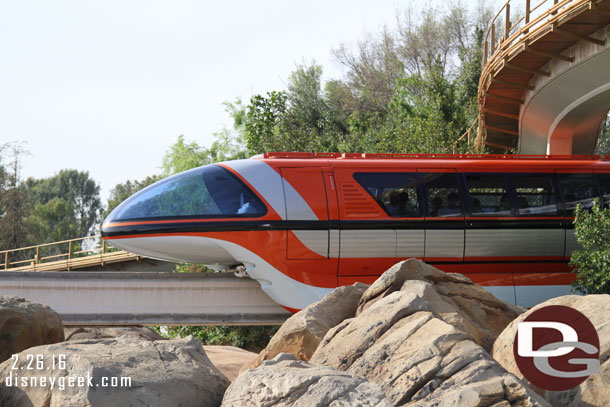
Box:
0;271;290;326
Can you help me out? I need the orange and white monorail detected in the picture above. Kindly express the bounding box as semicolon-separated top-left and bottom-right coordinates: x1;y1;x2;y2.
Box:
101;152;610;311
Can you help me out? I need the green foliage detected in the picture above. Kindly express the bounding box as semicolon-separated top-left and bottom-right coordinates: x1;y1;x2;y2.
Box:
594;113;610;154
569;200;610;294
238;3;490;156
24;197;79;243
159;325;279;352
162;128;248;177
162;135;211;176
25;169;102;239
244;91;289;153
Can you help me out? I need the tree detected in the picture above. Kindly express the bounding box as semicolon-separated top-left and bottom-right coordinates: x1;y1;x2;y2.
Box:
569;201;610;294
0;142;30;251
594;112;610;154
328;1;492;154
243;91;288;154
24;170;102;244
162;135;211;176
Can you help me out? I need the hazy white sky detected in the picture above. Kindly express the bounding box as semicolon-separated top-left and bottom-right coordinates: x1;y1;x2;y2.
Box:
0;0;487;204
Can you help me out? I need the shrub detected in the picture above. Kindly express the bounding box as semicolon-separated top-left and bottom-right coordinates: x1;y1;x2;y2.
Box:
569;200;610;294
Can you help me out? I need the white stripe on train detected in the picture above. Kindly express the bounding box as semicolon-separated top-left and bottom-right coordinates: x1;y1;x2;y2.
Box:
110;235;574;310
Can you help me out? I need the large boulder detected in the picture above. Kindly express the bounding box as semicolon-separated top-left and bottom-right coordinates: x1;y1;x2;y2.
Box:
64;326;164;341
0;335;229;407
492;294;610;407
356;258;523;351
241;282;367;373
0;296;64;363
223;353;391;407
203;345;257;382
311;286;549;406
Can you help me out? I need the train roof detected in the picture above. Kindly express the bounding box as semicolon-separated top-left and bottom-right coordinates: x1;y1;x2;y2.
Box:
260;152;610;161
253;152;610;171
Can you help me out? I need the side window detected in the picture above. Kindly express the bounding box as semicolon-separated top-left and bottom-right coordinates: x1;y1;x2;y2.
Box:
559;174;598;216
422;173;463;217
512;174;558;216
465;174;512;216
353;172;421;217
597;174;610;208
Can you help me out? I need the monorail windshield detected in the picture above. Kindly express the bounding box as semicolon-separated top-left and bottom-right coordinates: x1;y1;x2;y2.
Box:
108;165;267;221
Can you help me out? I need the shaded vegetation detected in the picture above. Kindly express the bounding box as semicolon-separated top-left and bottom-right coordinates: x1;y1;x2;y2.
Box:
569;200;610;294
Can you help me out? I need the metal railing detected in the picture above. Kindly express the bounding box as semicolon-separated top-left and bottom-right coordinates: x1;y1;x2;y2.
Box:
0;235;136;271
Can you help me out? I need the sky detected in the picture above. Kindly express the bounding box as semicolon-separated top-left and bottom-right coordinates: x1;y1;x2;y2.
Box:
0;0;488;204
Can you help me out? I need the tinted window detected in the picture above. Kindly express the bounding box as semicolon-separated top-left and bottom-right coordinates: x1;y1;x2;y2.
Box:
111;165;266;220
465;174;512;216
422;173;463;217
597;174;610;208
559;173;598;216
354;172;421;217
512;174;558;216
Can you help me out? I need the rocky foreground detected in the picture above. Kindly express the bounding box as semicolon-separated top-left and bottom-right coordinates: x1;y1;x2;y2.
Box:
0;258;608;406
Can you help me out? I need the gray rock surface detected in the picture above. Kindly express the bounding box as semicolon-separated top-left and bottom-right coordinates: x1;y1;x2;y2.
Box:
0;296;64;363
223;353;391;407
64;326;164;341
0;335;229;407
311;289;549;406
357;258;523;351
493;294;610;407
241;282;367;373
310;260;548;406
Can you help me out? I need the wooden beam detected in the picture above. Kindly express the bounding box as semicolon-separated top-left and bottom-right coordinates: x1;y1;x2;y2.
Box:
552;25;606;46
485;92;524;104
492;77;535;91
524;46;574;63
484;124;519;136
483;108;519;120
484;140;515;150
505;62;550;77
590;2;610;16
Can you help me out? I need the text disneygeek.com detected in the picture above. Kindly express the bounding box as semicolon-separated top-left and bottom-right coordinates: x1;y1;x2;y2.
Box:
3;354;131;391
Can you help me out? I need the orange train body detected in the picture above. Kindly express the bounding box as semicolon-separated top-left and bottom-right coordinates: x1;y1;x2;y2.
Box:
102;153;610;310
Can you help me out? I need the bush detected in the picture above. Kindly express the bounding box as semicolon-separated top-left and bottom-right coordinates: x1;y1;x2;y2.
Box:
153;325;278;352
569;200;610;294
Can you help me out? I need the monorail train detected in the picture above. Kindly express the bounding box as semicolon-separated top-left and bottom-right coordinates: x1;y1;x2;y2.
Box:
101;152;610;311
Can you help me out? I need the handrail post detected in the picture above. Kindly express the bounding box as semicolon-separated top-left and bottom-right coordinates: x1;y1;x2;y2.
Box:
484;37;488;64
4;252;8;270
491;23;496;53
35;246;40;264
102;240;106;254
68;241;73;260
525;0;530;33
504;3;511;42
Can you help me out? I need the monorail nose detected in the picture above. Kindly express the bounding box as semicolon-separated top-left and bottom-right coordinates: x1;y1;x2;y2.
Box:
100;163;268;263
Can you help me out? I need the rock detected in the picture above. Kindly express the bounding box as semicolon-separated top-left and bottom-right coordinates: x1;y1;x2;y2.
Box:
203;345;257;382
311;281;548;406
0;296;64;363
357;259;523;351
64;326;165;341
0;335;229;407
222;353;391;407
241;282;367;373
492;294;610;407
